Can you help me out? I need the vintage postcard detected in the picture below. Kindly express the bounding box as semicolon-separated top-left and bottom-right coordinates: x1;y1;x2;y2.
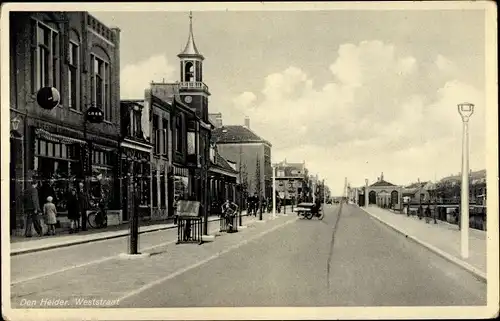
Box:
1;1;498;320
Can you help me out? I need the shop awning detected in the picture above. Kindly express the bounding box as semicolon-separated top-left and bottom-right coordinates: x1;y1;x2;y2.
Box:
35;128;86;145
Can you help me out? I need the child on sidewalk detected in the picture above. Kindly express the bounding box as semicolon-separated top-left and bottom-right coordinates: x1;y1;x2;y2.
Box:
43;196;58;235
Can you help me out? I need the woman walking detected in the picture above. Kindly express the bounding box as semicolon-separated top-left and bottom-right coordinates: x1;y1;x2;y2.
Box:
67;189;80;234
43;196;58;235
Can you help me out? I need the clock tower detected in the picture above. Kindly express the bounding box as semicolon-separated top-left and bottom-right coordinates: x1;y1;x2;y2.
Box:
178;12;210;122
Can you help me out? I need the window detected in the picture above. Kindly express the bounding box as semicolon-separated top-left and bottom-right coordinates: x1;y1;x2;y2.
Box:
68;41;79;110
152;170;158;207
32;20;59;92
91;54;111;121
153;115;159;154
176;115;183;153
162;118;168;157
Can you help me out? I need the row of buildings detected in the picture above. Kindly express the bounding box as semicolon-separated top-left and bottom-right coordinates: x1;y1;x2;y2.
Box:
8;11;330;236
7;11;271;235
347;170;487;210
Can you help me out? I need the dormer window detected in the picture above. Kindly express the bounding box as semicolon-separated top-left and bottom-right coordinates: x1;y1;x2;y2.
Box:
129;104;142;139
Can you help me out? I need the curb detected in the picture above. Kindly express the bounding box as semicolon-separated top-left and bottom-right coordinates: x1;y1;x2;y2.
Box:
11;214;254;256
357;206;487;283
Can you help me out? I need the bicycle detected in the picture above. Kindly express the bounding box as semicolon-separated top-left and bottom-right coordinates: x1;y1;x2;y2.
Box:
87;207;108;229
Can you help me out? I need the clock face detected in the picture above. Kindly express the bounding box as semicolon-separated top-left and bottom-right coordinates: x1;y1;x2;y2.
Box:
184;96;193;103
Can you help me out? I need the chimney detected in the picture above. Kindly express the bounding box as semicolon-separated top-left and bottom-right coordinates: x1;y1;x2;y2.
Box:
381;172;384;181
216;113;223;128
244;116;250;128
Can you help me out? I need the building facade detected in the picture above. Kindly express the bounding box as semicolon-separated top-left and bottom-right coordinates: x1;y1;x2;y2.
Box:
208;143;239;214
366;173;403;210
274;160;309;204
9;12;121;235
119;99;152;223
147;91;172;220
212;118;273;202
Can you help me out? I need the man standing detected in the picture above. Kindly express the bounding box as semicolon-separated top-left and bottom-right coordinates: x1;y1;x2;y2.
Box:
23;180;43;237
77;181;89;231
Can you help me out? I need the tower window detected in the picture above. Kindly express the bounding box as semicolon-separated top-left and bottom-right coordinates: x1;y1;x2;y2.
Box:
184;61;194;82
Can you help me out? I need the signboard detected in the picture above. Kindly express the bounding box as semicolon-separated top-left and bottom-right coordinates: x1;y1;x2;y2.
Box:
177;200;200;217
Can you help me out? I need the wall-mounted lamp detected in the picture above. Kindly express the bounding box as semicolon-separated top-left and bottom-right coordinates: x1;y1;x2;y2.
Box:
11;116;21;131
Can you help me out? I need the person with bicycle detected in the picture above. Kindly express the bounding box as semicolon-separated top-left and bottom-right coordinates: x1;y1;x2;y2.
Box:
221;199;238;232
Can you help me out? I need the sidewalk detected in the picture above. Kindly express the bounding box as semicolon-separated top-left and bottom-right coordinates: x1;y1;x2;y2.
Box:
11;210;268;256
10;213;297;308
359;205;486;281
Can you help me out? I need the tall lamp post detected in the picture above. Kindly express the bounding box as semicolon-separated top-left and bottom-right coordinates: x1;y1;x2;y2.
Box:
458;102;474;259
272;164;276;219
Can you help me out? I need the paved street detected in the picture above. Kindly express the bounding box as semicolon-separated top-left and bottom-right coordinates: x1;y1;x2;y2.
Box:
10;204;485;308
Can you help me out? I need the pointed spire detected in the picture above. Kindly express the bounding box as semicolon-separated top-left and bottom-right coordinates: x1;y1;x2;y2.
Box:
178;11;203;59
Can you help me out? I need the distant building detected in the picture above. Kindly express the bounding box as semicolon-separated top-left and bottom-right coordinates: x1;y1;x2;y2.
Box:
274;160;309;203
355;173;403;210
212;116;272;200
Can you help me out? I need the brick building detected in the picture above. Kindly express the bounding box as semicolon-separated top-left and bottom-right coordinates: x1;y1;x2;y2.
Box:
9;12;121;235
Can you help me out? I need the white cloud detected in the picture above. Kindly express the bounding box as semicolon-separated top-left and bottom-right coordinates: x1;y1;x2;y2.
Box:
231;40;486;195
435;54;455;73
120;55;176;99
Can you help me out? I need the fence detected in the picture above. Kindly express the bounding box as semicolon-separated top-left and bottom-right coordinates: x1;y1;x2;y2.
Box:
176;216;203;245
220;215;238;233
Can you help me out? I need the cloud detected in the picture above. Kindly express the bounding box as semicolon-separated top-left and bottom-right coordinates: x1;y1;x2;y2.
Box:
120;55;176;99
232;40;485;194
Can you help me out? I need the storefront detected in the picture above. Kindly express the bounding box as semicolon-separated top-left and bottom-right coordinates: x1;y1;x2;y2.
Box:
172;166;190;200
120;146;152;222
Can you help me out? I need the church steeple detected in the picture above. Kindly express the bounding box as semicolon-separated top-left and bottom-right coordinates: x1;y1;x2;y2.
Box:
177;11;210;122
178;11;204;60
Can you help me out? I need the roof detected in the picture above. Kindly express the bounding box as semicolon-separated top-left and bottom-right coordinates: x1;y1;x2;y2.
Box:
405;182;428;189
210;149;238;174
178;12;204;59
370;179;396;187
212;126;272;146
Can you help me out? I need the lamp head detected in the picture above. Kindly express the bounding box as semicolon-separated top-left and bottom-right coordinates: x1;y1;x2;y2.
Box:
11;116;21;131
458;102;474;122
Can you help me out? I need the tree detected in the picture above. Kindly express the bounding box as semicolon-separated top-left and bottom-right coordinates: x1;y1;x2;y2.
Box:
255;156;261;198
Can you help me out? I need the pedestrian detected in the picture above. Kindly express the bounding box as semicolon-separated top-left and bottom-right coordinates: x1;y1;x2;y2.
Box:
43;196;58;235
77;181;89;231
40;178;57;208
67;189;80;234
22;180;43;237
454;208;461;230
424;205;431;223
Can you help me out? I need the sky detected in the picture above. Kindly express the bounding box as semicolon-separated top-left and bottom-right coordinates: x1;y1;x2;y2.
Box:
91;6;488;196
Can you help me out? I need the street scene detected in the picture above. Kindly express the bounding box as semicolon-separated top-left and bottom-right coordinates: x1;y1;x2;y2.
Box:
2;3;497;320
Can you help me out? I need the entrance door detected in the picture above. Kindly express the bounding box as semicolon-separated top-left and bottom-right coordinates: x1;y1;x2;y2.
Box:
369;191;377;204
10;138;17;233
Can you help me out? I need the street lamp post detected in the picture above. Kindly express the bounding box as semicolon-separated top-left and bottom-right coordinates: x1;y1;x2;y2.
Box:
458;102;474;259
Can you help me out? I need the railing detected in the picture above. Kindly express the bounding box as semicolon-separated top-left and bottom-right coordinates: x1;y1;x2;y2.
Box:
220;214;238;233
176;216;203;244
179;81;209;92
